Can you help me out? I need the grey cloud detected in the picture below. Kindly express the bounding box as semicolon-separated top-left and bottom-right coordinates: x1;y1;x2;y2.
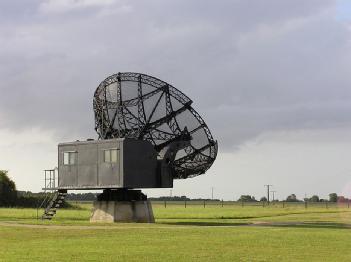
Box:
0;1;42;23
0;0;350;149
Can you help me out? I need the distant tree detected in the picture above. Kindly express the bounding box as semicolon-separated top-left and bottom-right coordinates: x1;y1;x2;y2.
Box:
15;191;73;208
238;195;257;202
260;196;267;202
310;195;320;202
329;193;337;202
286;194;299;202
0;170;17;207
148;196;191;201
337;196;349;203
66;193;97;201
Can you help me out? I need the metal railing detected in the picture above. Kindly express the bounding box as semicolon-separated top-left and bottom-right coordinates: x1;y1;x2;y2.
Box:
37;169;58;220
44;169;57;190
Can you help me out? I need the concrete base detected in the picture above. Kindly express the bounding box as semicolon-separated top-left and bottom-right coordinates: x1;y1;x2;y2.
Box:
90;200;155;223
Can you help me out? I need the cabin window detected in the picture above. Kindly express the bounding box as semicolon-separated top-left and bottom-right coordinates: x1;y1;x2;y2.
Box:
104;149;118;163
63;152;77;165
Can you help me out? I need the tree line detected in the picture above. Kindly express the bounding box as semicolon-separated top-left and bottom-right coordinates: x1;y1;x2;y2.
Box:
237;193;345;202
0;170;71;208
0;170;47;207
0;170;349;206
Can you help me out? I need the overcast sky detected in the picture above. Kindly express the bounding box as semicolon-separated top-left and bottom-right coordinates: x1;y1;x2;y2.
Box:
1;0;351;200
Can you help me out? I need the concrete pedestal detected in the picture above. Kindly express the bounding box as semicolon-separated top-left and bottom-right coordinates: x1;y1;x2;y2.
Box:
90;200;155;223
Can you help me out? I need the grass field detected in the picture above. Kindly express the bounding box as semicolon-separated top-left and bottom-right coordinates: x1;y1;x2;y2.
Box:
1;202;351;261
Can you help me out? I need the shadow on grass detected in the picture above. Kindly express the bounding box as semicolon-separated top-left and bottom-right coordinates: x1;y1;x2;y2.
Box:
160;221;250;226
267;222;351;230
155;210;351;221
159;220;351;229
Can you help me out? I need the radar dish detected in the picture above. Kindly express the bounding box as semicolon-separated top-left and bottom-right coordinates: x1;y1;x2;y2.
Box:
93;72;218;179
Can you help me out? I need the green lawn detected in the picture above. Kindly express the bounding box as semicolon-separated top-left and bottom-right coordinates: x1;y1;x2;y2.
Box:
1;203;351;261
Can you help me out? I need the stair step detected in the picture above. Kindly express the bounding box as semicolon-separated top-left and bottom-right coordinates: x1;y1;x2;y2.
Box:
41;190;67;220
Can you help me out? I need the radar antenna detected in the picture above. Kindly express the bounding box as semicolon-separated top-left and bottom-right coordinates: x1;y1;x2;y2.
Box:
93;72;218;179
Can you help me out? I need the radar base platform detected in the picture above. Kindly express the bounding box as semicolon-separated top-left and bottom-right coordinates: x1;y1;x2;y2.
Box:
90;189;154;223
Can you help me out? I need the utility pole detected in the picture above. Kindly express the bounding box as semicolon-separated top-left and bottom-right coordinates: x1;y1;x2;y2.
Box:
211;187;214;200
271;190;276;202
264;185;272;205
170;189;172;198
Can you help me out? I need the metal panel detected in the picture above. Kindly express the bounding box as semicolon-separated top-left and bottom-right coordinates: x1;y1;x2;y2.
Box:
123;139;158;188
56;138;164;190
77;143;98;187
98;140;121;187
58;145;78;188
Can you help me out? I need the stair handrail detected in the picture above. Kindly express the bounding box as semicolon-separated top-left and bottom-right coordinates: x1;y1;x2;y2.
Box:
37;169;57;220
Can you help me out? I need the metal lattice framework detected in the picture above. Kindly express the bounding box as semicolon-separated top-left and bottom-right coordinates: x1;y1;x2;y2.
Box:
93;72;218;179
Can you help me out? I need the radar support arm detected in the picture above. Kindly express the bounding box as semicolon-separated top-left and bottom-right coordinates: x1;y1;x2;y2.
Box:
157;128;191;187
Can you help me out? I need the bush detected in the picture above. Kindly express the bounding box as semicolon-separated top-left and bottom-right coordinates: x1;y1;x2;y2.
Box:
0;170;17;207
329;193;337;202
238;195;257;202
0;170;75;208
16;191;73;208
260;197;267;202
286;194;299;202
310;195;320;202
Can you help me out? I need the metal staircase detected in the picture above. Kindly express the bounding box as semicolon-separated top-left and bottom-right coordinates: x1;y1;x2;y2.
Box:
41;190;67;220
37;169;67;220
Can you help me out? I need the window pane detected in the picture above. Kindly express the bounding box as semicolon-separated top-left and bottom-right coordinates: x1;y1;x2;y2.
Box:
111;149;117;163
63;152;69;165
104;150;110;162
69;152;76;165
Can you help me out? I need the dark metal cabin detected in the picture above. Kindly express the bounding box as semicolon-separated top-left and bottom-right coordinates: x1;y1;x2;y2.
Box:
58;138;171;189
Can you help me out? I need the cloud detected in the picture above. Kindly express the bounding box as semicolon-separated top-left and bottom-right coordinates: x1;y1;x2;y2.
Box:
0;0;350;150
38;0;117;14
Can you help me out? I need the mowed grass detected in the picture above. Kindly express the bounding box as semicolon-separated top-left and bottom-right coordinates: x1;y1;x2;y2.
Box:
1;203;351;261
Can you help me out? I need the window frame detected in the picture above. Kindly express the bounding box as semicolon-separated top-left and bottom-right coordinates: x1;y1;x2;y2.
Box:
63;151;78;166
104;148;118;163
